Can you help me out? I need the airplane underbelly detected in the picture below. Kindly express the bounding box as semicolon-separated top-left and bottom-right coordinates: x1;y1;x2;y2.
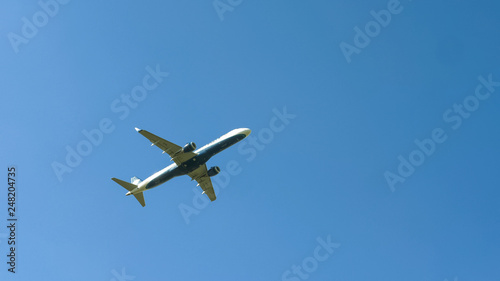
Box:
145;166;183;189
179;155;209;173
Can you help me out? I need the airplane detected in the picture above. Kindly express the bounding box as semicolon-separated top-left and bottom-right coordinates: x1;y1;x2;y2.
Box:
112;127;251;207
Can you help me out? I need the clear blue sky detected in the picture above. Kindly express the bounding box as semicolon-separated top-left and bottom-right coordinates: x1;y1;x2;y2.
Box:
1;0;500;280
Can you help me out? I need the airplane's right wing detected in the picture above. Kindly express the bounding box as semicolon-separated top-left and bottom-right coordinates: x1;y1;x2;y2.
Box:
135;128;196;165
188;164;216;201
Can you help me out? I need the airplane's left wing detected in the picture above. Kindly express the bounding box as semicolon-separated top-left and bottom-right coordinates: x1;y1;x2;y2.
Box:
135;128;196;165
188;164;216;201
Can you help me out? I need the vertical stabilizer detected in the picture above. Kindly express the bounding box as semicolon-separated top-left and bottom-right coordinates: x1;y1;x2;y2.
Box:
131;176;142;185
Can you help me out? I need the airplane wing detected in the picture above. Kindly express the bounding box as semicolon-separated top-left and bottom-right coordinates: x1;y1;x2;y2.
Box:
188;164;216;201
135;128;197;165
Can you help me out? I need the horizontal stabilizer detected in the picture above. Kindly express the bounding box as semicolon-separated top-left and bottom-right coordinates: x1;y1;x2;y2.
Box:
111;178;136;191
111;178;146;207
133;192;146;207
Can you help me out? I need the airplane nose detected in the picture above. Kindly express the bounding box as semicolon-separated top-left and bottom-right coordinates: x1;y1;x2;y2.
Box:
241;128;251;137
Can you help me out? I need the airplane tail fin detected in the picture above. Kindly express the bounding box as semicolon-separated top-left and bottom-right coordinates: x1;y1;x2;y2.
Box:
131;176;142;185
111;177;146;207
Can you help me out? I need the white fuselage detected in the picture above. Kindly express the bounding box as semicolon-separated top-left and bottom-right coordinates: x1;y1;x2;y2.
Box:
129;128;251;195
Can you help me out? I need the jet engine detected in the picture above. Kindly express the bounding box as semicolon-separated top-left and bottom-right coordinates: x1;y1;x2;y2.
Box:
207;166;221;177
183;142;196;153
